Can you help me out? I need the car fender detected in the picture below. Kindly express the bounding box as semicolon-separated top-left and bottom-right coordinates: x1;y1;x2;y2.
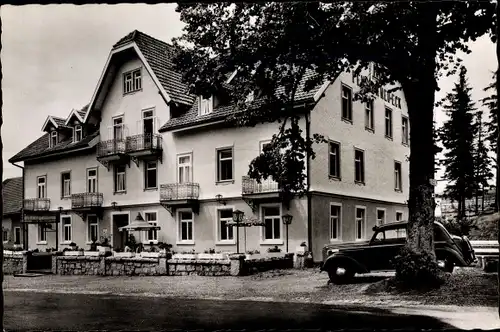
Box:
436;247;467;266
322;254;369;273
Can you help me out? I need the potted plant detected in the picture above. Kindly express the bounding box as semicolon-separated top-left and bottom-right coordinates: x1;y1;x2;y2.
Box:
64;244;83;256
97;236;112;253
266;245;283;258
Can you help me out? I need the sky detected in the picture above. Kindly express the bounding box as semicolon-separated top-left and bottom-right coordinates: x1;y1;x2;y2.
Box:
1;4;497;195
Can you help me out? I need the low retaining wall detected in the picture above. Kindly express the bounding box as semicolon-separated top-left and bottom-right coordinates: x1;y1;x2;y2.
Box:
3;253;25;275
168;259;231;276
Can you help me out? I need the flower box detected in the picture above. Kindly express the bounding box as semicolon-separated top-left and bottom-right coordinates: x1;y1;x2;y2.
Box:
245;253;264;260
97;246;112;253
197;253;228;260
140;252;160;258
84;251;100;257
172;253;197;260
114;252;135;258
64;251;84;256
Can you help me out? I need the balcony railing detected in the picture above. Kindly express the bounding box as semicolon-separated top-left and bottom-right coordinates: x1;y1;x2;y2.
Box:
126;134;162;153
242;176;280;195
160;183;200;201
97;139;127;158
71;192;103;209
23;198;50;211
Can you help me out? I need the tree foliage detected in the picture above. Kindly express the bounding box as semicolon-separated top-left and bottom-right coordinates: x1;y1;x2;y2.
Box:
173;2;496;257
474;110;494;199
483;71;498;156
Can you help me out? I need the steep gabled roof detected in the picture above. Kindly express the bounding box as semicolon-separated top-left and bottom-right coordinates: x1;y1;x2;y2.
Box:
41;115;67;132
65;105;88;126
9;130;99;163
3;177;22;216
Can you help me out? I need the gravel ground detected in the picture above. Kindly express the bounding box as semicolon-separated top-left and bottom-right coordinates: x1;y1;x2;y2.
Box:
4;267;497;307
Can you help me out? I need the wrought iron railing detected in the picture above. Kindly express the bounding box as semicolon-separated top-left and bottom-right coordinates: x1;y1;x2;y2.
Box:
160;183;200;201
242;176;280;195
23;198;50;211
71;192;103;209
126;134;162;153
97;139;127;158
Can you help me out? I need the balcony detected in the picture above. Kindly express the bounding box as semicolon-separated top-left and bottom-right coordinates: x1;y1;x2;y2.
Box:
242;176;282;211
71;192;103;219
126;134;163;166
160;183;200;215
23;198;50;212
96;139;130;170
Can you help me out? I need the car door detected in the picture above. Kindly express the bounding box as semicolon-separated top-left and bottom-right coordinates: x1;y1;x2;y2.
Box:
372;227;406;271
366;230;387;271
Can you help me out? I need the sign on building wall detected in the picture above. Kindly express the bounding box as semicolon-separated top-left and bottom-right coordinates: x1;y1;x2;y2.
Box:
352;73;402;109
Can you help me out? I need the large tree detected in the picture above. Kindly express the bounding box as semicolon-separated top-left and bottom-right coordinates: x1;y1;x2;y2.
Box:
483;72;499;210
439;66;478;220
174;2;495;258
473;111;494;213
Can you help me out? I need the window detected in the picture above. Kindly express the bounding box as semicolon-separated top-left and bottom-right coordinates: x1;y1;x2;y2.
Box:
341;85;353;121
386;228;406;240
354;149;365;183
38;225;47;242
50;131;58;148
402;116;409;145
178;154;192;184
14;227;21;245
87;168;98;193
396;212;403;222
87;215;99;243
145;212;158;242
114;165;126;192
218;209;234;241
355;207;366;240
74;125;83;142
217;148;233;182
394;161;402;191
61;172;71;198
199;96;213;115
263;206;281;241
179;211;193;241
376;209;386;226
365;100;374;130
123;68;142;94
3;229;9;242
385;108;393;138
62;216;72;243
37;176;46;199
330;204;341;240
329;142;341;178
113;117;124;140
144;161;157;189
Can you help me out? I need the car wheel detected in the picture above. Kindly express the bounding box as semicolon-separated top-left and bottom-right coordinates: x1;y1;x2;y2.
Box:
327;263;355;284
437;257;454;273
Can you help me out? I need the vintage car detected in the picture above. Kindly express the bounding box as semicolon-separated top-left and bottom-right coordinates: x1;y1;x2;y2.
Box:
320;221;476;284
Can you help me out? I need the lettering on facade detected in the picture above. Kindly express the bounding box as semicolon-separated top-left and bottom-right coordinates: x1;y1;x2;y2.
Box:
352;73;402;109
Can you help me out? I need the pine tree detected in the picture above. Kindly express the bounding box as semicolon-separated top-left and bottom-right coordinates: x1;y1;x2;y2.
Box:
474;111;494;214
483;71;498;157
439;66;478;220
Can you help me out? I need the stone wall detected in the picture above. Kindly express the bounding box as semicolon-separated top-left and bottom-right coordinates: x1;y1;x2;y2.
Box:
3;254;24;275
168;259;231;276
56;256;102;275
105;257;164;276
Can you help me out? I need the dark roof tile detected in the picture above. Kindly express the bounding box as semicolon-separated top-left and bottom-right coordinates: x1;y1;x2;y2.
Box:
3;177;22;216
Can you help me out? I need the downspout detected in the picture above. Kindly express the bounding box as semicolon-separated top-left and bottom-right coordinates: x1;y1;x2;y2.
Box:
305;110;313;261
10;162;25;250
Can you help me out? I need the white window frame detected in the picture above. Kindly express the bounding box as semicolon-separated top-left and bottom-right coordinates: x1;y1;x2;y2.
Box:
2;228;9;243
330;203;342;242
87;215;99;244
376;208;386;226
354;148;365;184
123;68;142;94
74;125;83;143
199;96;213;115
217;147;234;182
113;116;124;140
177;209;194;245
215;206;235;245
365;100;374;130
87;168;98;193
114;165;126;193
144;161;158;190
144;211;158;244
355;206;366;241
329;141;341;179
385;107;393;138
177;153;193;184
37;224;47;244
61;171;71;198
37;175;47;199
341;84;353;122
402;116;409;145
50;131;58;148
394;161;402;191
61;215;72;244
260;203;283;245
396;211;404;222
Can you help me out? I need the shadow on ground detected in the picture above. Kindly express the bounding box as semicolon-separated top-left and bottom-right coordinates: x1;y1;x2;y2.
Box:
6;291;453;330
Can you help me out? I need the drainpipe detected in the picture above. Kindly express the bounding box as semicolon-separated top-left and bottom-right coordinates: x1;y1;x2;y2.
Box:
305;110;313;261
10;162;26;250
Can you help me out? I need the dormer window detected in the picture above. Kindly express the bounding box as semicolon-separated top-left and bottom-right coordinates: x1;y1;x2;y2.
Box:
199;96;213;116
123;68;142;94
74;125;83;143
50;131;58;148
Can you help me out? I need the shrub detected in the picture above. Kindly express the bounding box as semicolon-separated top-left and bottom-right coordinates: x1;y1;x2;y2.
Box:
392;246;448;290
203;248;216;254
440;217;477;237
267;246;281;253
469;213;499;240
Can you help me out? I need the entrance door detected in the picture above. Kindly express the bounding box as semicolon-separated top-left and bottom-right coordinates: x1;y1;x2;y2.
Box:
112;214;129;250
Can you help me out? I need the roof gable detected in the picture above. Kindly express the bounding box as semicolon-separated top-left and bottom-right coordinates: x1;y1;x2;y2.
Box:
41;115;65;132
65;108;84;126
3;177;22;216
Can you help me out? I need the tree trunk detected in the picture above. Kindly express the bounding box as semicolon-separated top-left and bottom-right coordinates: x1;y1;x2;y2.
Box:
482;185;485;212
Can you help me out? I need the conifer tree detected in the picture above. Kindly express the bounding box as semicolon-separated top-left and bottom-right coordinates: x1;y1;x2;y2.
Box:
439;66;478;220
473;111;494;213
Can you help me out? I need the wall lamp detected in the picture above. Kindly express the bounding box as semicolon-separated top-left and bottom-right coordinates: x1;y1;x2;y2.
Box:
215;194;226;205
111;201;121;211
